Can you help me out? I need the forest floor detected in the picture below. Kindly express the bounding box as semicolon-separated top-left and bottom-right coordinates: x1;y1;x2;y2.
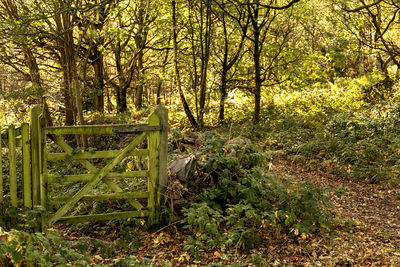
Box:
271;158;400;266
59;157;400;266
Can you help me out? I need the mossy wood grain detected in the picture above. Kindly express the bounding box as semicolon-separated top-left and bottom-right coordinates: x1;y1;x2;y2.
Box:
22;123;32;208
0;126;2;202
148;111;160;222
49;191;149;205
8;125;17;207
45;124;159;135
31;106;43;206
47;171;148;183
47;149;148;161
57;210;150;224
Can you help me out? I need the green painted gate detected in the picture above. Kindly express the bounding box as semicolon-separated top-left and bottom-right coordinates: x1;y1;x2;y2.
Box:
0;106;168;231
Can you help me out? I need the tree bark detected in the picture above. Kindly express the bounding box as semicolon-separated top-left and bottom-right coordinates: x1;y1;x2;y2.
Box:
93;47;105;112
172;0;198;129
198;0;212;128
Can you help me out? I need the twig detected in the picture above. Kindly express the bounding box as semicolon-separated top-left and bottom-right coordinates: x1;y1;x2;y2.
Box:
153;220;182;235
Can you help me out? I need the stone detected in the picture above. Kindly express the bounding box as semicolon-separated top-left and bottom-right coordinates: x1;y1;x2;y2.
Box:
169;156;197;183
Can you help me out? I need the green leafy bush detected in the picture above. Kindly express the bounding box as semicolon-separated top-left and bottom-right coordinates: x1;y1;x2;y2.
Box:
182;131;331;253
0;228;91;266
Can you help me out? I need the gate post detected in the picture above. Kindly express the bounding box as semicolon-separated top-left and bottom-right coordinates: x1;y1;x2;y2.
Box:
155;106;168;207
22;123;32;208
31;106;43;206
0;126;2;202
8;125;17;207
147;106;168;224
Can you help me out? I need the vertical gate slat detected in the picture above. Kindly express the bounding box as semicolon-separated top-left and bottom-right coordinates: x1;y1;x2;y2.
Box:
22;123;31;208
0;126;2;202
148;112;160;222
31;106;43;206
155;106;168;207
9;125;17;207
40;116;47;231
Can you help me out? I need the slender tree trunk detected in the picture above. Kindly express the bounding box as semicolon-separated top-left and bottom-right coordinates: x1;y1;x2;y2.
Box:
219;70;228;123
62;26;76;125
156;79;162;105
172;0;198;129
93;48;105;112
134;0;146;110
252;22;263;124
253;42;262;125
135;50;144;109
198;0;212;128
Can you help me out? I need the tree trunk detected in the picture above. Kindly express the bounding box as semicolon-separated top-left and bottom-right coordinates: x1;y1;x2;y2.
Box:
198;0;212;128
93;47;105;112
219;70;228;124
253;29;262;125
135;50;144;110
134;0;146;110
23;47;53;126
54;4;76;125
172;0;198;129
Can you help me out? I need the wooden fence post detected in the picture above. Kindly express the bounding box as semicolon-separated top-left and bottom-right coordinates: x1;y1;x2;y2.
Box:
147;106;168;224
0;126;2;202
148;111;160;223
31;106;43;206
155;106;168;207
39;116;48;232
22;123;32;208
9;125;17;207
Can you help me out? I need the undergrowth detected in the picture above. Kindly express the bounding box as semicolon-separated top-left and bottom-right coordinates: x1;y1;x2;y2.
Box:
180;131;332;257
247;103;400;185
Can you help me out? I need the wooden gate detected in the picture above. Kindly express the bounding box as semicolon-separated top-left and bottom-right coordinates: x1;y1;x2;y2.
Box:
1;106;168;231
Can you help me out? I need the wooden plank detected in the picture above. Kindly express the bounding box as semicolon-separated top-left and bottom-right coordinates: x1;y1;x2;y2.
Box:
47;149;148;161
39;116;48;233
50;192;149;205
56;210;150;224
45;124;152;135
8;125;17;207
147;111;160;222
112;125;162;134
48;132;146;225
22;123;32;208
47;171;148;183
155;106;168;207
0;125;2;202
103;179;144;211
31;105;43;206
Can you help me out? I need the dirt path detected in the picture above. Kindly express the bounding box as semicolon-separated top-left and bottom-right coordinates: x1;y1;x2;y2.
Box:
273;159;400;266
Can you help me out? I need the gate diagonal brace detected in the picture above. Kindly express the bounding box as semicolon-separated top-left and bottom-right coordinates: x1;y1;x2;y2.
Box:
48;132;146;225
52;136;144;211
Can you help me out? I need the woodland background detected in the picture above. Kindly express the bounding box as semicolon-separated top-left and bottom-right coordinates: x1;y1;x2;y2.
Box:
1;0;399;128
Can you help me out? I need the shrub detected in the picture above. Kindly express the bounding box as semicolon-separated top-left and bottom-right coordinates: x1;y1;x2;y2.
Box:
182;131;332;253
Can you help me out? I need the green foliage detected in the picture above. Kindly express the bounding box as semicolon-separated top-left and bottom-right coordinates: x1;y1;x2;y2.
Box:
0;200;44;232
182;131;332;253
0;228;91;266
260;97;400;184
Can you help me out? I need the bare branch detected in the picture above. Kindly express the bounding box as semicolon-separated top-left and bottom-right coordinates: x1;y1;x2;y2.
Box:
342;0;385;12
